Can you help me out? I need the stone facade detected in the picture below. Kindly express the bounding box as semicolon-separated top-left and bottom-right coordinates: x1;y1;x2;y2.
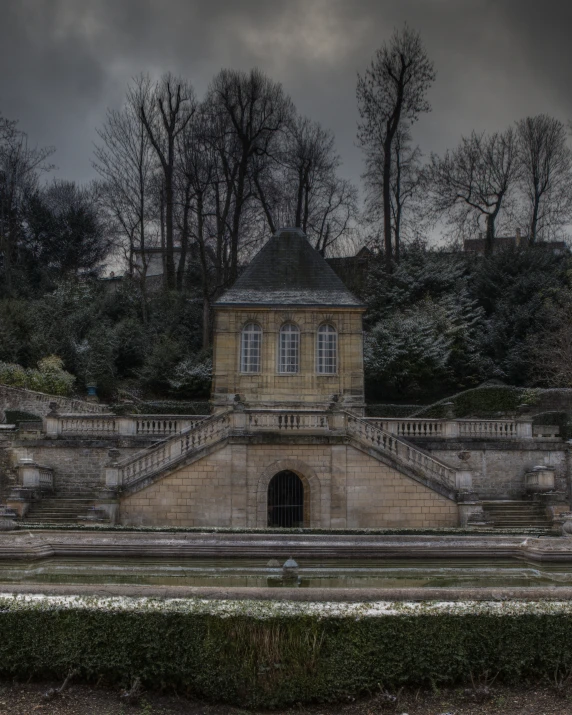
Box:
211;307;365;412
119;442;458;528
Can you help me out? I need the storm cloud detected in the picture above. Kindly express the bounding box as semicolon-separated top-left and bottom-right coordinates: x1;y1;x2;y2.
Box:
1;0;571;189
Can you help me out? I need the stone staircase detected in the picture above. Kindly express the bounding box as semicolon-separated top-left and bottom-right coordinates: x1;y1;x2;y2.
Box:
482;500;553;529
23;497;96;524
111;409;459;501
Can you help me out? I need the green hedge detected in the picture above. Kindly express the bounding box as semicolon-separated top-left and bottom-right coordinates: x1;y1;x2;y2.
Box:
2;597;572;707
413;386;540;418
365;403;420;417
110;400;210;416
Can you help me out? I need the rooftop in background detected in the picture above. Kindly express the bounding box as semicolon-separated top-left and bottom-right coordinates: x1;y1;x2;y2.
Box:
464;229;567;255
215;227;365;308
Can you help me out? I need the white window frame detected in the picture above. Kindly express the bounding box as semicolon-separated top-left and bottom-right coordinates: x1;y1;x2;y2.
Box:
240;323;262;373
316;324;337;374
278;323;300;374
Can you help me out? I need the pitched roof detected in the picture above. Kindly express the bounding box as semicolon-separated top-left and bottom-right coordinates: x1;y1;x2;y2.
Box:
215;228;364;308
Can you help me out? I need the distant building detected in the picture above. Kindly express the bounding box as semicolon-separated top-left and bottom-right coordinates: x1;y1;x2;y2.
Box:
464;228;567;255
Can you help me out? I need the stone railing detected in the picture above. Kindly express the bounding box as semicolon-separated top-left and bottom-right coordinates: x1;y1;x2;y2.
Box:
106;411;232;487
45;413;208;438
104;408;462;495
368;418;532;440
347;414;457;491
58;415;118;436
246;410;330;432
135;416;206;436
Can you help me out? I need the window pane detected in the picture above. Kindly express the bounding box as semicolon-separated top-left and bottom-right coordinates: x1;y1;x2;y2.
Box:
279;324;299;373
317;324;337;374
241;323;261;373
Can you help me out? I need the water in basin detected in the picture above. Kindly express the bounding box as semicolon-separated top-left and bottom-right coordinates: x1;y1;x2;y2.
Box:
0;557;572;588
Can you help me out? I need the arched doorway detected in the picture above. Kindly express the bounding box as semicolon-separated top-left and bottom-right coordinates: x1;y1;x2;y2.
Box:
267;471;304;527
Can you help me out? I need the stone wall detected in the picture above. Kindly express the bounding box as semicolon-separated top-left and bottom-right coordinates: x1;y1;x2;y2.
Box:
424;440;569;499
7;440;146;496
0;385;108;421
211;307;365;412
119;441;458;529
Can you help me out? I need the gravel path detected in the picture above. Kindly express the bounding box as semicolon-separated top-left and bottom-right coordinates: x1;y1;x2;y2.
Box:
1;680;572;714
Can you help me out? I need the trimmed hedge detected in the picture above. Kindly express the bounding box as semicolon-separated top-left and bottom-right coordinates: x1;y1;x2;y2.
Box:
2;597;572;707
365;403;421;417
413;386;540;418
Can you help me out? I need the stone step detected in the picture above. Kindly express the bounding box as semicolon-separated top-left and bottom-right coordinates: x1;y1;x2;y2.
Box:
481;500;552;529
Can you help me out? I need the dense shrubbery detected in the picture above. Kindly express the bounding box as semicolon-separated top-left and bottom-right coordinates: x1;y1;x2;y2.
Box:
0;279;206;400
362;244;572;400
0;243;570;404
2;597;572;707
0;355;75;396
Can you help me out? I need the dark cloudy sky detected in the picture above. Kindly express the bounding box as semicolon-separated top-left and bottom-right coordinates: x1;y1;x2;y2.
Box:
1;0;571;189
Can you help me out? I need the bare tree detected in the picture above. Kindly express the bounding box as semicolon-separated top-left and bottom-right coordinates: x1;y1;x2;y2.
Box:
516;114;572;243
206;68;294;282
0;116;54;295
429;128;519;254
357;24;435;268
175;105;219;344
363;123;427;260
140;74;197;290
93;74;158;300
252;114;358;255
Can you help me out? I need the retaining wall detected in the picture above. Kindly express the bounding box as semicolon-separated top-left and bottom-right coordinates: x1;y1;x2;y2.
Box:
0;384;108;421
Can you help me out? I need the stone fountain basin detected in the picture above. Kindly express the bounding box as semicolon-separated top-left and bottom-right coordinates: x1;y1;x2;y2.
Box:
0;530;572;600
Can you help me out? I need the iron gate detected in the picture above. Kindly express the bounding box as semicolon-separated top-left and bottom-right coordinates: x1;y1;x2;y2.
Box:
267;470;304;527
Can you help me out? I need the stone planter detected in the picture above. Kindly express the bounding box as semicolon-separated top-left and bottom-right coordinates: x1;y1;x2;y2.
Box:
524;466;555;494
0;507;18;531
559;513;572;537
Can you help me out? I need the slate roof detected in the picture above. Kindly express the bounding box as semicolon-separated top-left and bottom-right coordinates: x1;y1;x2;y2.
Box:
215;228;364;308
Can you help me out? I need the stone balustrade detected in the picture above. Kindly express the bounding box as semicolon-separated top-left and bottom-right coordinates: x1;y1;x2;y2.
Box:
43;412;535;441
346;414;457;491
246;410;330;432
369;418;533;440
44;413;208;438
106;409;460;493
106;411;232;487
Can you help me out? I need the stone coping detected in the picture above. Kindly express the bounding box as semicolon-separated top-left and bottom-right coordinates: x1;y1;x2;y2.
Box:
0;530;570;562
3;583;572;602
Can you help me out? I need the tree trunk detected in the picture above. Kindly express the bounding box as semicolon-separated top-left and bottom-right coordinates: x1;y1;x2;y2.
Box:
485;214;495;256
196;193;211;349
383;136;393;271
530;197;540;245
229;157;247;282
164;170;176;290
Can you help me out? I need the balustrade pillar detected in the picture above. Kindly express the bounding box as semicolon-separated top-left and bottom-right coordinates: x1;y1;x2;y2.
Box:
104;449;122;488
232;411;247;432
516;419;533;439
328;411;346;431
117;416;137;436
442;420;460;438
455;470;473;492
18;460;41;488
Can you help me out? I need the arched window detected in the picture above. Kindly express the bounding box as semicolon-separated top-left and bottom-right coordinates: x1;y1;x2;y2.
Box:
240;323;262;373
317;324;337;374
278;323;300;373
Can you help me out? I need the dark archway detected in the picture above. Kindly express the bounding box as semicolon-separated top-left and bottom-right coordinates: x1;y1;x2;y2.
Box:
267;471;304;527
